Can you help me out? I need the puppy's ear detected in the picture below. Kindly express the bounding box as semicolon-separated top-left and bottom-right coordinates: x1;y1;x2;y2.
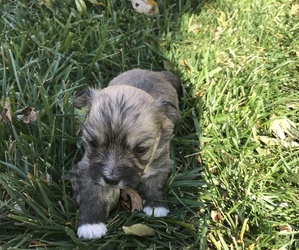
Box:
157;100;180;124
73;88;96;109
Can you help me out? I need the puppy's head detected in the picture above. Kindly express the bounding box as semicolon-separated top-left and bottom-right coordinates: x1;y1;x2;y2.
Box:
73;85;179;189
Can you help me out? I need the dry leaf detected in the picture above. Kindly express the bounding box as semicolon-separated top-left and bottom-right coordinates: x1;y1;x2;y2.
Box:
270;116;298;140
123;223;155;236
211;210;223;223
121;189;143;212
255;147;271;156
290;4;299;15
130;0;159;15
258;136;299;148
213;26;223;41
217;11;227;27
179;58;193;72
15;106;37;123
278;224;292;233
258;136;280;146
282;141;299;147
0;101;12;124
29;239;48;247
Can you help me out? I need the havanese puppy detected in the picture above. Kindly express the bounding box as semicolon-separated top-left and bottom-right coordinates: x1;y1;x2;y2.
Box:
69;69;181;239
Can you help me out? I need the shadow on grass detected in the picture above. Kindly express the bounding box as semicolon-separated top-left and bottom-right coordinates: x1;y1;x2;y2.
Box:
0;0;215;248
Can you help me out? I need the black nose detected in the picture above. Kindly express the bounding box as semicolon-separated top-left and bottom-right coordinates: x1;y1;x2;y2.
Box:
103;176;119;185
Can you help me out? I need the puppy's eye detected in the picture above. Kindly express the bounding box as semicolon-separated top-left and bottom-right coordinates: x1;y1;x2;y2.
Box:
134;146;148;155
88;140;98;148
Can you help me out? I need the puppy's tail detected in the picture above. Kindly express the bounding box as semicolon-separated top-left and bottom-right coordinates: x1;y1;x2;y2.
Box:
160;71;182;98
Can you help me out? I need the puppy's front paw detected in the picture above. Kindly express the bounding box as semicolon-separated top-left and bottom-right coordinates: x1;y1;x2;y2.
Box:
77;223;107;239
143;206;169;217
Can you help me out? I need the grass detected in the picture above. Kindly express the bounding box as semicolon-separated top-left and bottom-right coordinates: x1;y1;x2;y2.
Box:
0;0;298;249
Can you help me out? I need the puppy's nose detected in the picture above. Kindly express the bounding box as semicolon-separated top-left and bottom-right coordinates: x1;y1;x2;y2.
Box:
103;176;119;186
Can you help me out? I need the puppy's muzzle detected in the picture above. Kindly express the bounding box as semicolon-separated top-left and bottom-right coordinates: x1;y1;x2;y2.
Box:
91;163;142;188
102;175;120;186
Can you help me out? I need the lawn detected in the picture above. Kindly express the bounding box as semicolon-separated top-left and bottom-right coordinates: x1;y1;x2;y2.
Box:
0;0;299;249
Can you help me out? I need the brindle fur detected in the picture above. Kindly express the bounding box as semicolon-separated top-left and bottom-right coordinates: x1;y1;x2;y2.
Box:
69;69;181;239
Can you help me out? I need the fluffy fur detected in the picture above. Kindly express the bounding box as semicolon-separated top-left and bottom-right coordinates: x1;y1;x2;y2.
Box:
69;69;181;239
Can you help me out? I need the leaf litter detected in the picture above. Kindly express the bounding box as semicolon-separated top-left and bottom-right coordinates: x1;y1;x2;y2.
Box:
120;189;143;213
123;223;155;237
15;106;37;123
0;101;12;124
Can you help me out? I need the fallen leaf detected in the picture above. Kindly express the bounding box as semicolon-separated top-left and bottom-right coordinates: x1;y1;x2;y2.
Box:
255;147;271;156
15;106;37;123
278;224;292;233
270;116;298;140
290;4;299;15
282;141;299;147
0;101;12;124
217;11;227;27
130;0;159;15
188;21;201;34
248;243;255;250
211;210;223;223
258;136;280;146
213;26;223;41
29;239;48;247
179;58;193;72
123;224;155;236
121;189;143;212
258;135;299;148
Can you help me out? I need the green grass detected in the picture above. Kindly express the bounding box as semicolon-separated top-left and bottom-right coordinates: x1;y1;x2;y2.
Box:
1;0;299;249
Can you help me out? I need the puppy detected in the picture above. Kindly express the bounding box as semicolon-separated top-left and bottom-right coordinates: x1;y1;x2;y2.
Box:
69;69;181;239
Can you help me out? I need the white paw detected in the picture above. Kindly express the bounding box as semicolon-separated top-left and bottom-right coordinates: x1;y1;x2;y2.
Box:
143;206;169;217
77;223;107;239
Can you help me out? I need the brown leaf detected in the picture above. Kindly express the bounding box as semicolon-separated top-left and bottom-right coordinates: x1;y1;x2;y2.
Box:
211;210;223;223
121;189;143;213
0;102;12;124
15;106;37;123
29;239;48;247
179;58;193;72
278;224;292;233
